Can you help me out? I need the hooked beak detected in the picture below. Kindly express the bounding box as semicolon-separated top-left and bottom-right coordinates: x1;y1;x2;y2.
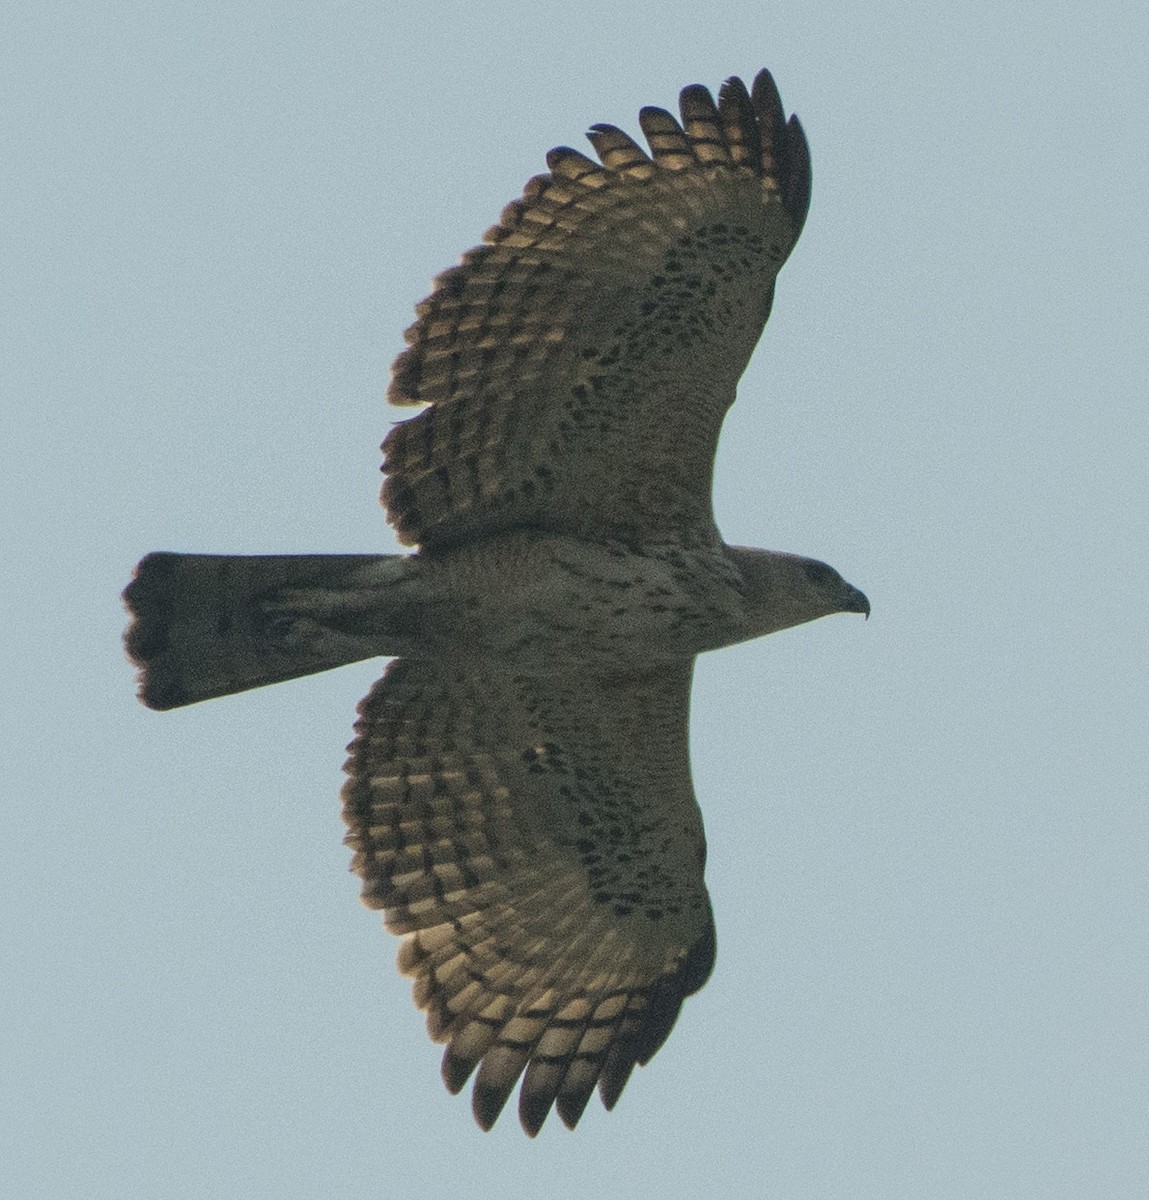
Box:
841;582;870;620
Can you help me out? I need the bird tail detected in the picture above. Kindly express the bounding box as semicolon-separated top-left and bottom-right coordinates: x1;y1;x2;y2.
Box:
123;551;414;709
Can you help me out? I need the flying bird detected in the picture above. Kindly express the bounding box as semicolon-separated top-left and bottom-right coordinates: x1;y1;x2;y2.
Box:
124;68;869;1136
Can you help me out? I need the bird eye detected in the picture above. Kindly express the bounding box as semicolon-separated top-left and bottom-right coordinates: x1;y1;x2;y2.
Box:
803;561;837;586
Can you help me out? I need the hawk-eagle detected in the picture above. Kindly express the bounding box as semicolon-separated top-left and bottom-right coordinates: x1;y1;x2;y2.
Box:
124;68;868;1135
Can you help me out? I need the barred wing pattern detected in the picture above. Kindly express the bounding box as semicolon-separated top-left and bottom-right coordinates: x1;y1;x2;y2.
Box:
382;70;810;549
121;69;861;1136
342;657;715;1134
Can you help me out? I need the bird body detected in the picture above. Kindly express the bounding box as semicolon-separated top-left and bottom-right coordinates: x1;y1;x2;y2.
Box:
124;68;868;1135
128;533;865;702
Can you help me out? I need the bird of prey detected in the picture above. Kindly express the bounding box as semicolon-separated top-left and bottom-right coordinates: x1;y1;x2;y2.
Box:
124;68;868;1136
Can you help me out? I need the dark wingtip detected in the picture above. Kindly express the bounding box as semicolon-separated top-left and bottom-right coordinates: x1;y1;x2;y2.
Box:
781;114;812;234
678;82;717;112
518;1092;550;1137
472;1081;514;1133
749;67;785;132
441;1047;478;1097
597;1048;638;1112
555;1083;595;1131
720;69;812;235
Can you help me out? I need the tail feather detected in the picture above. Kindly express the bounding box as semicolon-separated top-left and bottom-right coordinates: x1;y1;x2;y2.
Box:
123;552;409;709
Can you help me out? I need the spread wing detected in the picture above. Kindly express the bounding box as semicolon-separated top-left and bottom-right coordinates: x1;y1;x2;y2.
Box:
341;656;715;1135
382;70;810;550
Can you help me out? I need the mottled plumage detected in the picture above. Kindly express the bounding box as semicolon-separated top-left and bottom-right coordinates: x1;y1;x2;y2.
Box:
382;72;809;551
124;69;868;1135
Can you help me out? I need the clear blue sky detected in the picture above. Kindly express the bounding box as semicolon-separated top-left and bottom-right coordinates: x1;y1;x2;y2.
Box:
4;2;1147;1197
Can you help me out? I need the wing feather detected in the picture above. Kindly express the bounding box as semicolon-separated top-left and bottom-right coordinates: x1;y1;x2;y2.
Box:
585;123;656;175
341;657;715;1134
382;70;810;549
636;106;695;168
677;84;732;166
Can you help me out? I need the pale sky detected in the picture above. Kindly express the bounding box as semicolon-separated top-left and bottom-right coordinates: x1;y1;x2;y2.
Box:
4;2;1147;1197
